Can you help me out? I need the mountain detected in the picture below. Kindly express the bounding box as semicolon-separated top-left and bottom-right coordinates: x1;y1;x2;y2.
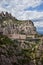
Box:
0;12;37;36
0;12;43;65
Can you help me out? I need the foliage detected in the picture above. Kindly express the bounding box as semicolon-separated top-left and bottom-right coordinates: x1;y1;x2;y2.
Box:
0;34;43;65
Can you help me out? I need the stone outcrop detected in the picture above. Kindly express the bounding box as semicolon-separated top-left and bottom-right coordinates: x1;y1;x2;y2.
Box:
0;12;43;65
0;12;37;37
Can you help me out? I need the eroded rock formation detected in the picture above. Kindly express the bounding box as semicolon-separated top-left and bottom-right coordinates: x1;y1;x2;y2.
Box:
0;12;37;36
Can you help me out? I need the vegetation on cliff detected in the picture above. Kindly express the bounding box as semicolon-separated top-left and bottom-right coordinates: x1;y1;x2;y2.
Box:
0;34;43;65
0;12;43;65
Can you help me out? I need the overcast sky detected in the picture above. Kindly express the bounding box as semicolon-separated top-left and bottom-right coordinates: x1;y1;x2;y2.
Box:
0;0;43;34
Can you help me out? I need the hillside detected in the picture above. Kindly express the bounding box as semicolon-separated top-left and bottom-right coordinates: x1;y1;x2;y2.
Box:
0;34;43;65
0;12;43;65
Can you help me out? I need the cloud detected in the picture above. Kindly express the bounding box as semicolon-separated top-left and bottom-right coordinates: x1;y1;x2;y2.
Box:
15;10;43;28
34;21;43;27
0;0;43;11
0;0;43;29
15;11;43;20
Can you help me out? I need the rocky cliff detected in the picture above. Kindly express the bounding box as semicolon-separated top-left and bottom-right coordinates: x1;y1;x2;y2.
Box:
0;12;43;65
0;12;37;36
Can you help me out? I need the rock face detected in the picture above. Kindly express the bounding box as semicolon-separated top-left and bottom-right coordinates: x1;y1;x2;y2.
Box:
0;12;43;65
0;12;37;36
0;34;43;65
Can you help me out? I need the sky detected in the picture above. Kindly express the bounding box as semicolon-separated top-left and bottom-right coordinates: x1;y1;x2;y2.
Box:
0;0;43;34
